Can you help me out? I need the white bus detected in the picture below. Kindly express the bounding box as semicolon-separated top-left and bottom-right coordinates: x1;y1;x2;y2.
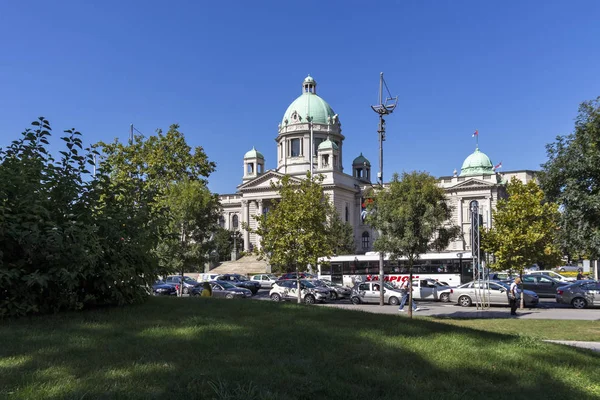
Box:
317;252;474;287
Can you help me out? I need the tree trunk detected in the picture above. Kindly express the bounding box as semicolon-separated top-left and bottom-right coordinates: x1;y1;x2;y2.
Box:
407;262;414;319
296;266;302;304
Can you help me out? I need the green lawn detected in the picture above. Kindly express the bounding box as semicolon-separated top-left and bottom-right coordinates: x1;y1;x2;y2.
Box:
1;297;599;400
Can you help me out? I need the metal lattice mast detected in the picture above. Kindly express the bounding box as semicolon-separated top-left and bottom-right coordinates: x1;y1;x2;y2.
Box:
371;72;398;306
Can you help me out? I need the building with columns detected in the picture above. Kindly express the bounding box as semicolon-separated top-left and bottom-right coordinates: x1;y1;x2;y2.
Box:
218;75;535;258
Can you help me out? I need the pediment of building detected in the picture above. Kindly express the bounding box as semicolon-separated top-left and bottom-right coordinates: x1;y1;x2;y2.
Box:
237;170;303;192
447;177;498;191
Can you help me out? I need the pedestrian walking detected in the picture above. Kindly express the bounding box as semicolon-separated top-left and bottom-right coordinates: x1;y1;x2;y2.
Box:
508;277;521;316
398;279;419;312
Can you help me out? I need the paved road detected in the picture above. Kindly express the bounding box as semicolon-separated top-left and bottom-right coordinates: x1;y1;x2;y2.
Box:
252;290;600;320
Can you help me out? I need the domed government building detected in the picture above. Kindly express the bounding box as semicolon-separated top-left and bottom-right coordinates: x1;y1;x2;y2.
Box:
216;76;535;271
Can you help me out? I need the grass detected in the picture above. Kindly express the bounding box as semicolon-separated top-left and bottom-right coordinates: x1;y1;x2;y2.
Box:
430;318;600;341
0;298;599;400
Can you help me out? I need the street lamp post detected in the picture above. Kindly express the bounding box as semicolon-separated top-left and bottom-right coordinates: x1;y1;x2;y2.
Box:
371;73;398;306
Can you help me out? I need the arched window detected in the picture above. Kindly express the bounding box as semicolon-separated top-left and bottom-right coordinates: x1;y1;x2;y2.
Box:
362;231;370;249
232;214;239;229
218;216;225;228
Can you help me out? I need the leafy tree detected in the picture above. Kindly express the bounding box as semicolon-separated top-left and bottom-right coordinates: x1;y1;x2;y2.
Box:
538;97;600;263
250;172;333;303
160;179;221;293
97;125;219;276
212;227;243;262
367;171;459;318
482;177;562;307
325;202;356;255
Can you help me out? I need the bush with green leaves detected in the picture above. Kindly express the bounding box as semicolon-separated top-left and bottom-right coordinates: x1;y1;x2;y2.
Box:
0;119;165;317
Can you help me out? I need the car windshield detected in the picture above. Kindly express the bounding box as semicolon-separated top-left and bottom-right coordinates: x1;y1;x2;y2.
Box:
237;275;249;281
219;281;236;289
266;274;277;279
383;283;396;290
183;277;198;284
300;280;315;288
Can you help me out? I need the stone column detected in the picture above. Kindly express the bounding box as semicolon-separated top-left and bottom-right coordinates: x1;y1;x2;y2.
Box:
256;200;263;250
458;197;464;251
242;200;250;252
486;196;492;229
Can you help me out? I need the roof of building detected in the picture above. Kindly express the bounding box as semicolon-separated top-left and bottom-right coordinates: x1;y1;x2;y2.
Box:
353;153;371;166
281;76;336;126
244;147;264;160
318;137;338;151
460;147;494;176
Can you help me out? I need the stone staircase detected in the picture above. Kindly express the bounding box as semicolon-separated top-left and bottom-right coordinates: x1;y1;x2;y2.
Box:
208;255;270;275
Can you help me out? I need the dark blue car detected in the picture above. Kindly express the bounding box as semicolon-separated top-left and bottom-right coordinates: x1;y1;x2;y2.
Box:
152;281;178;296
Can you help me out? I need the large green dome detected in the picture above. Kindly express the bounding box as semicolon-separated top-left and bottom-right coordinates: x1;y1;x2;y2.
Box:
281;76;336;126
460;148;494;176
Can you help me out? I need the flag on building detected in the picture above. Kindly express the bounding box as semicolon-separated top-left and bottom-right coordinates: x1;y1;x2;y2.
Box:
472;130;479;137
494;161;502;170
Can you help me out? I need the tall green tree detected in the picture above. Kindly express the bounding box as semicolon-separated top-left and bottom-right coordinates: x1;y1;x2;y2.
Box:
159;179;221;293
325;202;356;255
482;178;562;307
367;171;459;318
250;172;333;303
97;125;219;276
211;227;243;262
539;97;600;264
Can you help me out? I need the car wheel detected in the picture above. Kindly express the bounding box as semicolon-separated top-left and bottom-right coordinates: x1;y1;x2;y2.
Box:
304;295;316;304
330;291;338;300
351;296;361;305
559;267;566;272
183;287;189;295
458;295;472;307
225;293;234;299
572;297;588;309
388;296;400;306
270;293;281;302
440;293;450;303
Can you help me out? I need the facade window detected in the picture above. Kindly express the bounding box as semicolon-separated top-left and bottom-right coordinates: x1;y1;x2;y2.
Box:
232;215;239;229
219;216;225;228
322;154;329;167
247;163;254;174
362;231;370;249
345;205;349;222
290;138;301;157
313;138;324;155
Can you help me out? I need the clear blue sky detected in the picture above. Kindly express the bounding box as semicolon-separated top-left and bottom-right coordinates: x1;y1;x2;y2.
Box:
1;1;599;194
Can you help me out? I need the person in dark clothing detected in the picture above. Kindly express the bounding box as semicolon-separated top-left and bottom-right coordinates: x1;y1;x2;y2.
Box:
577;270;584;280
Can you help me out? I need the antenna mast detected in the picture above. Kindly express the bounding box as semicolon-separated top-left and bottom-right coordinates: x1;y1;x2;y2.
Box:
370;72;398;307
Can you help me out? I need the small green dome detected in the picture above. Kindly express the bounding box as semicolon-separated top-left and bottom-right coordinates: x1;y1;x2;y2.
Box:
318;137;338;151
281;76;336;126
460;148;494;176
244;147;264;160
353;153;370;166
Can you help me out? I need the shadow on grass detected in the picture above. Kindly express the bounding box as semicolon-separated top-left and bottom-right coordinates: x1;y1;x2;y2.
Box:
0;297;599;399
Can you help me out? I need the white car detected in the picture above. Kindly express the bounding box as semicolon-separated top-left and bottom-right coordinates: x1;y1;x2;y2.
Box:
269;280;329;304
527;270;575;283
251;273;279;288
411;279;454;302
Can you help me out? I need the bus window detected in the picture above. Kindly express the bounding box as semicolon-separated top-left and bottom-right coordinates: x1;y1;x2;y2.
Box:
320;263;331;276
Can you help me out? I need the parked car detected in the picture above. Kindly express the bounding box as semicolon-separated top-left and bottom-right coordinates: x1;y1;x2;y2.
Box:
450;281;539;307
528;270;575;283
152;281;178;296
198;273;219;282
319;279;352;300
508;274;568;298
216;274;261;294
251;274;279;289
269;280;329;304
277;272;317;281
410;279;454;302
350;282;405;306
191;280;252;299
555;265;583;273
165;275;199;294
556;280;600;309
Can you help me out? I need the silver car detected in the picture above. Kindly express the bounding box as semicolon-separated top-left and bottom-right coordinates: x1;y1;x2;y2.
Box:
556;280;600;309
319;279;352;300
250;273;279;289
350;282;404;306
450;281;539;307
269;280;329;304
